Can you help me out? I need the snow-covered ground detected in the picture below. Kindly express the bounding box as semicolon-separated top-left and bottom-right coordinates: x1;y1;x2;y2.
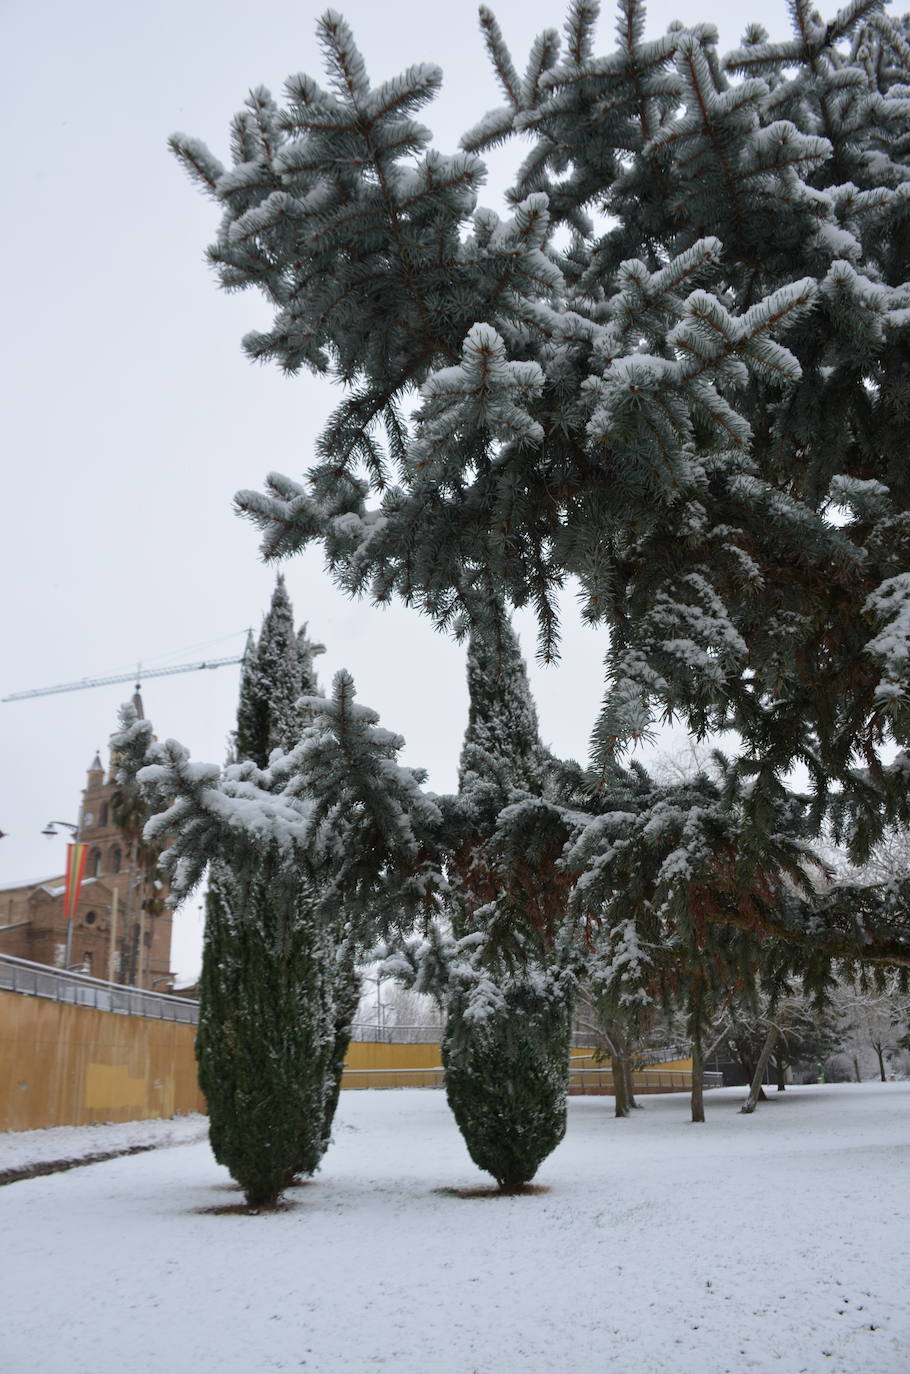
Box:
0;1112;208;1176
2;1083;907;1374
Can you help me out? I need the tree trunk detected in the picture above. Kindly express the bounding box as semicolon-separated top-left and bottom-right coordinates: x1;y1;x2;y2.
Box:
775;1054;786;1092
625;1056;640;1109
874;1042;887;1082
732;1031;766;1101
612;1051;630;1118
691;1029;705;1123
690;984;705;1124
853;1054;862;1083
602;1022;630;1118
740;1024;780;1114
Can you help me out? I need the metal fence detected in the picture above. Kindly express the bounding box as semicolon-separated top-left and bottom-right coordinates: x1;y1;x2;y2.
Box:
338;1063;723;1092
341;1065;446;1089
0;952;199;1024
349;1021;443;1044
569;1065;724;1094
568;1035;692;1062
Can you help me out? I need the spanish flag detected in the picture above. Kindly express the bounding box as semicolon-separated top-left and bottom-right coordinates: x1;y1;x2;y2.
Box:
63;843;88;919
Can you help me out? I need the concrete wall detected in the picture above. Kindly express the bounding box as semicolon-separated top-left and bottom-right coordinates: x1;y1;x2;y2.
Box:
0;990;204;1132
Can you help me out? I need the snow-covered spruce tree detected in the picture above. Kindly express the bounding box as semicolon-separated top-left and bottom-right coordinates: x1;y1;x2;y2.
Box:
172;0;910;971
440;614;574;1192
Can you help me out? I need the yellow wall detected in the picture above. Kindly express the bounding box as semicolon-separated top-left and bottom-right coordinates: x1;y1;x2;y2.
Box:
0;990;204;1132
1;985;698;1129
569;1052;694;1073
340;1043;695;1090
342;1040;443;1088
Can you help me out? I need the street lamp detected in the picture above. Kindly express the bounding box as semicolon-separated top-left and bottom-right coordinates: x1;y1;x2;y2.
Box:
41;820;79;838
367;971;385;1041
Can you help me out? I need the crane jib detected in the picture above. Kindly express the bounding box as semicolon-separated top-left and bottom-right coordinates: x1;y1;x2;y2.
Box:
2;655;244;702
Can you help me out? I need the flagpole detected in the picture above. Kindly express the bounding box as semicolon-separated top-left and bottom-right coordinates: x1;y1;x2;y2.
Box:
62;841;88;971
43;822;83;970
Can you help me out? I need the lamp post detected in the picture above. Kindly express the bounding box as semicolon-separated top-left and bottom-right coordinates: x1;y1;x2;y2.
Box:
41;821;79;838
41;820;80;969
367;971;385;1041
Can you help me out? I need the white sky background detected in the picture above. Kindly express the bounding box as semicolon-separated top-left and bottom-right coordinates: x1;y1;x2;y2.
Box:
0;0;792;979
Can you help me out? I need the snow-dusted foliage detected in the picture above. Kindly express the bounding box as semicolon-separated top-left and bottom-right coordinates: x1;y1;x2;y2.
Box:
442;966;572;1190
234;575;325;767
172;0;910;863
151;0;910;1146
196;859;341;1207
113;586;449;1207
441;614;576;1186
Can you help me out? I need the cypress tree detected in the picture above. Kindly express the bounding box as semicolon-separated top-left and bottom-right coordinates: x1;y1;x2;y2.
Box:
196;857;339;1205
193;583;349;1208
442;971;571;1191
235;574;322;766
113;665;443;1206
442;614;572;1191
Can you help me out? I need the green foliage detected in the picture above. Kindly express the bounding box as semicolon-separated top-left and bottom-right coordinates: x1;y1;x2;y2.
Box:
442;971;571;1190
235;574;324;766
196;859;338;1207
172;0;910;850
444;615;574;1186
320;944;362;1151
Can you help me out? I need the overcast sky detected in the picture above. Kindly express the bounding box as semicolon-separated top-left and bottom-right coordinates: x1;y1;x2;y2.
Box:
1;0;792;979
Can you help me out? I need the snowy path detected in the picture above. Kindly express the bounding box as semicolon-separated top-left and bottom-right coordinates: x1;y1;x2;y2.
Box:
1;1084;907;1374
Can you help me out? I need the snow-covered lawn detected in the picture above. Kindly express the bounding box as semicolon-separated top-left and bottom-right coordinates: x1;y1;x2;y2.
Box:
0;1112;208;1178
2;1083;907;1374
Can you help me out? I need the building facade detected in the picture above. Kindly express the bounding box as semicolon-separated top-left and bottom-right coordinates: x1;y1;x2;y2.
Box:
0;740;173;991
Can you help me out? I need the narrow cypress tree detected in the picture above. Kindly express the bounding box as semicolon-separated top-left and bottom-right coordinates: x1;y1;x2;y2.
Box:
235;574;321;766
442;969;572;1191
194;583;351;1207
116;663;449;1207
196;854;338;1207
442;613;573;1191
319;941;362;1152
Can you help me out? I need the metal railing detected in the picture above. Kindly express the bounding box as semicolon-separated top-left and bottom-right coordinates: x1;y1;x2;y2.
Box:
338;1063;723;1092
0;952;199;1024
341;1065;445;1089
568;1065;723;1093
351;1025;696;1068
349;1022;444;1044
569;1035;691;1062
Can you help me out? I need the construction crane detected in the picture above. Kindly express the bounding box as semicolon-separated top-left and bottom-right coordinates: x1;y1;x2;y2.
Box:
2;647;249;703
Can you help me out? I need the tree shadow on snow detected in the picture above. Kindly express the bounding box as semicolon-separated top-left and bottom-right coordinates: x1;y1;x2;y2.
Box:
194;1198;303;1216
433;1183;550;1199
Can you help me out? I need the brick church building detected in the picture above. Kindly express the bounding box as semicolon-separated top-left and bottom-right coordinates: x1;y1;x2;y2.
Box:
0;697;174;991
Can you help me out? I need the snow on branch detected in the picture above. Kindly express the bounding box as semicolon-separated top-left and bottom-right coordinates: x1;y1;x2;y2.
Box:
412;323;545;462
